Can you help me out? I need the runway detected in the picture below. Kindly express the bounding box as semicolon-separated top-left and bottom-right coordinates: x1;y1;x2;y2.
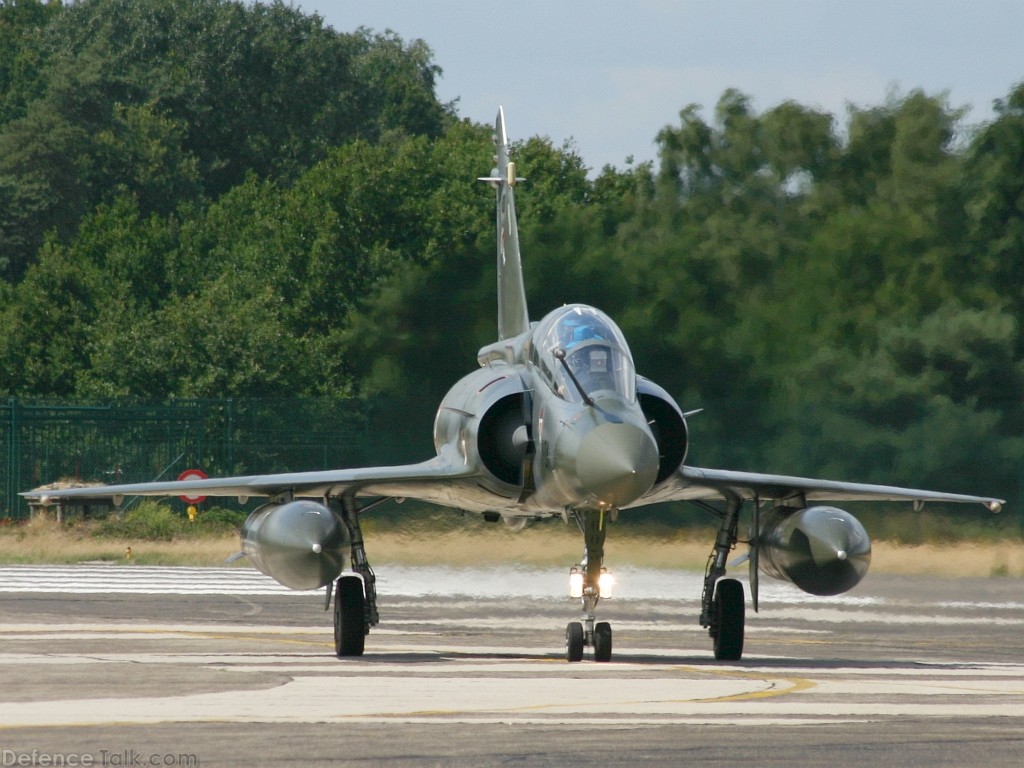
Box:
1;564;1022;766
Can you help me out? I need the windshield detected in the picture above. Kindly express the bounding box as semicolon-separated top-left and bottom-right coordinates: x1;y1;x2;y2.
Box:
532;305;636;402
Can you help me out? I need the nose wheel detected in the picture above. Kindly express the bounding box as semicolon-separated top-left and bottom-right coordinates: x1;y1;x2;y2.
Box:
594;621;613;662
565;621;584;662
565;620;613;662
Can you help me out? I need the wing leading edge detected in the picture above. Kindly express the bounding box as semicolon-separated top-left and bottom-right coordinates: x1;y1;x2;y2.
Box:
21;446;478;507
638;465;1004;511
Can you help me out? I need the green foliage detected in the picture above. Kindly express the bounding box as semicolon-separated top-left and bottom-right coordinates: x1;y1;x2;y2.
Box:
964;82;1024;299
189;506;247;533
0;0;1019;522
97;500;188;540
95;501;244;540
0;0;61;126
0;0;451;280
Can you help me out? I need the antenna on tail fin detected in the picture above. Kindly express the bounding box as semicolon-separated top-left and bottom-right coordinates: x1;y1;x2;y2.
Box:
478;107;530;340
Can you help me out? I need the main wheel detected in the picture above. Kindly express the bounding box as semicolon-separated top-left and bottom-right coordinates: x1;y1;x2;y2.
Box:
711;578;745;661
566;621;584;662
334;575;366;657
594;621;612;662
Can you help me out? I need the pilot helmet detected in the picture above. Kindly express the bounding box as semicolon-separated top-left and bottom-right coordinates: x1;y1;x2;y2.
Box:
560;313;608;349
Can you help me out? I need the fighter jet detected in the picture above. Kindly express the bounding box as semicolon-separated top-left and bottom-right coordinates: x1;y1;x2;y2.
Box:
23;108;1005;663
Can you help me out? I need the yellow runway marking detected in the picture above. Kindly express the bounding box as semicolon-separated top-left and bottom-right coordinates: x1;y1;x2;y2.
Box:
690;667;817;703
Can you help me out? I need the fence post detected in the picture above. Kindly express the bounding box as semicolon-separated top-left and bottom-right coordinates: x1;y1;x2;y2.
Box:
5;399;18;519
226;398;234;471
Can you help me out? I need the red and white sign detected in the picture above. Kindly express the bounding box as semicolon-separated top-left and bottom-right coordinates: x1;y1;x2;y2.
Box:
177;468;208;504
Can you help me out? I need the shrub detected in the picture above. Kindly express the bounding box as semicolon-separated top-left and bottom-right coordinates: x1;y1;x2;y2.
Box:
191;506;248;534
97;501;188;541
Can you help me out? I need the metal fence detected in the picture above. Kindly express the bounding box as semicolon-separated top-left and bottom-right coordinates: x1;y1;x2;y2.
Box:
1;398;368;519
3;396;1019;529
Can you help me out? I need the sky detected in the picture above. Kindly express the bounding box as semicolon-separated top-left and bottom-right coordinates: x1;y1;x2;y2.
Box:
306;0;1023;172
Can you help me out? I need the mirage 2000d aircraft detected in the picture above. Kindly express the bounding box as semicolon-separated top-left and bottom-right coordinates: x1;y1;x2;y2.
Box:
25;109;1005;663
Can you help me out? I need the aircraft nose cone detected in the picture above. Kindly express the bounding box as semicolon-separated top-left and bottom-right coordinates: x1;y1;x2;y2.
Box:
576;422;659;507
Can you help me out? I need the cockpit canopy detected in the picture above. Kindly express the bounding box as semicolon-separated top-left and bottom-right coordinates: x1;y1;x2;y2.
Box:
529;305;636;402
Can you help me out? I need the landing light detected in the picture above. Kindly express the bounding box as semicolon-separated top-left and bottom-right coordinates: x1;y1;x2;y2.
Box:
568;567;615;598
598;570;615;599
569;568;583;598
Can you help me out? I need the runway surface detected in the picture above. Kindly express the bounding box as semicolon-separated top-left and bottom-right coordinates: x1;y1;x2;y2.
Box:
0;563;1022;766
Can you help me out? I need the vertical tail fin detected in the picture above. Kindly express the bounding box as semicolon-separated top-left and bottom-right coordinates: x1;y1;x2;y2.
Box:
479;107;530;340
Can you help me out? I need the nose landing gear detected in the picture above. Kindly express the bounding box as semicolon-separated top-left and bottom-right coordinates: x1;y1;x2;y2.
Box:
565;509;615;662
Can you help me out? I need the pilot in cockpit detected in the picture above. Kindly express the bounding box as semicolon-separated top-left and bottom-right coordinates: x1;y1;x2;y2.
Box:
569;344;615;393
560;314;608;349
543;306;637;402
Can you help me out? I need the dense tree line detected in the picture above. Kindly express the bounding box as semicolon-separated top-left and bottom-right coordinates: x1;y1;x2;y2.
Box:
1;0;1020;515
0;0;448;279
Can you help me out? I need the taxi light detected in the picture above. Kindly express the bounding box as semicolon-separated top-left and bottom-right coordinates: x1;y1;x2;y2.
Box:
598;570;615;599
569;568;584;598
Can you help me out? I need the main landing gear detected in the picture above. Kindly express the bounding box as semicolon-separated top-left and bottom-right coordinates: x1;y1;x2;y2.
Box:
329;495;381;657
700;492;746;661
565;509;615;662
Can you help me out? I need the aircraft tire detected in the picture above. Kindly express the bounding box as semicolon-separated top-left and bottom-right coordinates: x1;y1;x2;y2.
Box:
566;621;584;662
334;575;366;657
712;578;745;661
594;621;613;662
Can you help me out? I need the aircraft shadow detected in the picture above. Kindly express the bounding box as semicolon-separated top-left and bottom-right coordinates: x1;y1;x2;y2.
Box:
355;648;980;672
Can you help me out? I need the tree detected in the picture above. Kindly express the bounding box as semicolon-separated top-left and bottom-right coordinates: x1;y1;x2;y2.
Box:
0;236;104;395
964;82;1024;311
0;0;61;125
1;76;1020;512
0;0;452;280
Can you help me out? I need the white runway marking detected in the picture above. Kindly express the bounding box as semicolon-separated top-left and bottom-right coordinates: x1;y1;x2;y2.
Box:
2;566;1020;632
0;632;1022;727
1;566;1023;728
0;565;294;595
0;564;886;601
